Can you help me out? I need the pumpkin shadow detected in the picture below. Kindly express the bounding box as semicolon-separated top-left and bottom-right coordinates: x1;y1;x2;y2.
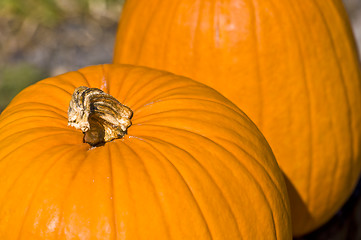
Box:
293;176;361;240
282;173;314;236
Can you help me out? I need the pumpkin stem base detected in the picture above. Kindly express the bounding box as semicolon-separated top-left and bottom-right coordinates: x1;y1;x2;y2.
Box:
67;86;133;146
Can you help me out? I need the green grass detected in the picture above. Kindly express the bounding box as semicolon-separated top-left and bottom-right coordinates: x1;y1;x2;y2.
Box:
0;0;123;26
0;64;47;111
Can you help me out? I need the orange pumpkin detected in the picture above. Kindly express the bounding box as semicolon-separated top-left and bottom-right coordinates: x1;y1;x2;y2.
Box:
0;64;291;239
113;0;361;236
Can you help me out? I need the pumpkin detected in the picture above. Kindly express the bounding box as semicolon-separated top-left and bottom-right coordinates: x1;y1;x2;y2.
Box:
0;64;291;239
112;0;361;236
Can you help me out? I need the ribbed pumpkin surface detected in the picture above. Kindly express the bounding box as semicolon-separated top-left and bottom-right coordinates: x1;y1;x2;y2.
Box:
113;0;361;236
0;64;291;239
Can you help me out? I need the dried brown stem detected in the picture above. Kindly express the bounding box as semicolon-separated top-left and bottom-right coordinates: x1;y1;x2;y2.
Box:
68;86;133;146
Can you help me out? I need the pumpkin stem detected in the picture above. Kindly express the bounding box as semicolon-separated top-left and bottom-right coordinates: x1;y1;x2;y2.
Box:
67;86;133;146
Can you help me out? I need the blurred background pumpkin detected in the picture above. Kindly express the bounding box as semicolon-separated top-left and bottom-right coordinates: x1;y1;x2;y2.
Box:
0;0;361;239
112;0;361;236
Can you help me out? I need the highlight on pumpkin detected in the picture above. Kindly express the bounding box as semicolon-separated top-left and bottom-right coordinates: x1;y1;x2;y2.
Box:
68;86;133;146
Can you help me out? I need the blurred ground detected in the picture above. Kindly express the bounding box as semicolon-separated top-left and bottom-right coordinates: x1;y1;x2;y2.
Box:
0;0;123;110
344;0;361;57
0;0;361;239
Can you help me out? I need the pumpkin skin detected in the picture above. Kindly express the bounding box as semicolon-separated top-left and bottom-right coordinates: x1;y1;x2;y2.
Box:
0;64;291;239
113;0;361;236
